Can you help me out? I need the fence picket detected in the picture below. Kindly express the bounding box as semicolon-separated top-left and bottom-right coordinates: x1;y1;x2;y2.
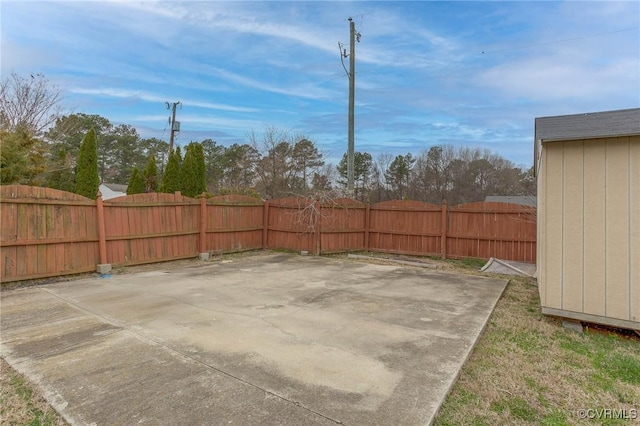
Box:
1;185;536;282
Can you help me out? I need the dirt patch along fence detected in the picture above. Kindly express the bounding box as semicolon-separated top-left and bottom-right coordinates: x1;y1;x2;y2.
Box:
1;185;536;282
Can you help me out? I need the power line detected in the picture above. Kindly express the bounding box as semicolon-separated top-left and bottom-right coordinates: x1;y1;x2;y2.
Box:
481;26;638;55
161;116;169;140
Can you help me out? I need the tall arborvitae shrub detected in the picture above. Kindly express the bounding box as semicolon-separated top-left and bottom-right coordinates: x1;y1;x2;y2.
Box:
161;146;182;193
127;167;144;194
74;128;100;199
180;145;195;196
142;154;158;192
193;142;206;195
181;142;206;197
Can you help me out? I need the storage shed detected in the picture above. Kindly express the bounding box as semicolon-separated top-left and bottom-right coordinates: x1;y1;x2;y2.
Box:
535;108;640;331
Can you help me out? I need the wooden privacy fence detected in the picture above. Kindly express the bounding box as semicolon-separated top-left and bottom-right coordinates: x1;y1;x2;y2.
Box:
0;186;263;282
267;198;536;261
1;186;100;281
103;192;264;266
1;185;536;282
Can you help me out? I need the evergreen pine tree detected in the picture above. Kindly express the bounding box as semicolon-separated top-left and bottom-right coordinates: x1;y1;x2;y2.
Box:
127;168;144;194
192;142;206;195
180;144;195;197
74;128;100;199
142;154;158;192
161;147;182;193
180;142;207;197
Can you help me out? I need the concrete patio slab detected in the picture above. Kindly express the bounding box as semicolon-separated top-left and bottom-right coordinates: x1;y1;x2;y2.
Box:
1;253;507;425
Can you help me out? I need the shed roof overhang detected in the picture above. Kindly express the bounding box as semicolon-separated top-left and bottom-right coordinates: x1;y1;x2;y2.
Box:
535;107;640;143
533;108;640;177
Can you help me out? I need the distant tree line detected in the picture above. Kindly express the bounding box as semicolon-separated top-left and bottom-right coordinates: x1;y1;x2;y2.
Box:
1;72;535;203
338;145;536;204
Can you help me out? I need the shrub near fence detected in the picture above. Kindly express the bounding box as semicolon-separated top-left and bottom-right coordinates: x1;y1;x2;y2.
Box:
0;185;536;282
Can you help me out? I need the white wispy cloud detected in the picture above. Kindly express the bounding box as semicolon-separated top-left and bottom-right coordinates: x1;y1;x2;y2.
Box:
2;1;637;166
476;27;639;105
132;114;263;132
116;1;341;54
68;88;259;113
204;67;338;101
114;1;458;69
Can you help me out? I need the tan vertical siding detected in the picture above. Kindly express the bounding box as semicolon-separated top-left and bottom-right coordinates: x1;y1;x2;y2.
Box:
537;147;545;304
605;138;630;320
544;143;564;309
582;140;607;316
536;108;640;329
629;136;640;323
540;135;639;328
562;141;584;312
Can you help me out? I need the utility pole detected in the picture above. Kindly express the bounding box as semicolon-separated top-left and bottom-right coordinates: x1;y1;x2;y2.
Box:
340;18;360;196
166;101;181;154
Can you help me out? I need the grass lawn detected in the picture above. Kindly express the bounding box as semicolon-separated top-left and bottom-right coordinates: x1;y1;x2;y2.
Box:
0;358;67;425
1;254;638;425
434;262;640;426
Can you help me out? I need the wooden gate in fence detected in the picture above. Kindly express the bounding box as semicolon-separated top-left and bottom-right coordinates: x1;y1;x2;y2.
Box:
1;185;536;282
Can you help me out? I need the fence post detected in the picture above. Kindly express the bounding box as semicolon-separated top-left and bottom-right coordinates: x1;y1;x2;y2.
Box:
198;194;209;260
314;199;321;255
364;203;370;251
262;200;270;249
441;199;448;259
95;191;111;274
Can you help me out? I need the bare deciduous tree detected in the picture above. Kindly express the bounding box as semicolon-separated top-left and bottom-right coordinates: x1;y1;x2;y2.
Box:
288;188;350;234
409;145;534;204
370;152;392;202
0;72;63;136
251;126;324;199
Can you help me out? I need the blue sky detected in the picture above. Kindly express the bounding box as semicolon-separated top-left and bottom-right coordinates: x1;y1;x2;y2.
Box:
2;1;638;167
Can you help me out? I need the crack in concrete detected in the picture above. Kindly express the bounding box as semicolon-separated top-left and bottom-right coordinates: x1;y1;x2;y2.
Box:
39;288;345;425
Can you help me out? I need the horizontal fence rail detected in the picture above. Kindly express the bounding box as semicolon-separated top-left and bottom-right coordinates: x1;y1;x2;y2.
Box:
1;185;536;282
